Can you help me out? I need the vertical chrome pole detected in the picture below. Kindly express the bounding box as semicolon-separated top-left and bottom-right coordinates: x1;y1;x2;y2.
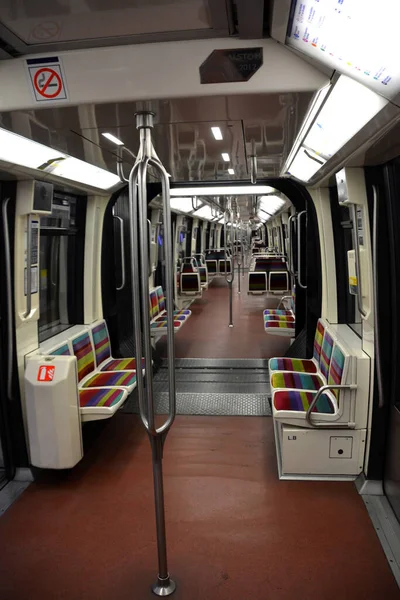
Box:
224;207;234;327
128;112;176;597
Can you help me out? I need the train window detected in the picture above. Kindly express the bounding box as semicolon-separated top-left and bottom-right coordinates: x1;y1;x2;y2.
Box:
330;191;362;336
38;193;85;342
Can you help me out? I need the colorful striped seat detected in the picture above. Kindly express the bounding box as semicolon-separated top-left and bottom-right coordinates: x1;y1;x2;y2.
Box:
72;332;96;382
319;331;334;380
264;321;295;330
327;345;346;399
100;358;145;372
151;320;182;329
49;343;71;356
174;309;191;316
80;371;136;390
269;357;318;374
90;321;144;373
268;319;326;374
274;389;335;414
271;371;323;391
79;387;126;409
155;314;186;322
264;314;295;322
263;309;292;316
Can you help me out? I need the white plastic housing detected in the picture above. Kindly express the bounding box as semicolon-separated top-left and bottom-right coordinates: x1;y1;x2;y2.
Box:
24;355;83;469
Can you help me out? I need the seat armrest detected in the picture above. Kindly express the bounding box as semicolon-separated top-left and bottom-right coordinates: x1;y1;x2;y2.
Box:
306;384;357;428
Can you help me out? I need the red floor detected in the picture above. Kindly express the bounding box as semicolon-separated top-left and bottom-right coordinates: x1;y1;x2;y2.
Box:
159;275;291;358
1;275;397;598
0;416;398;599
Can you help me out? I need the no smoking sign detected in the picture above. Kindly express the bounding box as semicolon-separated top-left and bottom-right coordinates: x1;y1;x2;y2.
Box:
26;56;68;103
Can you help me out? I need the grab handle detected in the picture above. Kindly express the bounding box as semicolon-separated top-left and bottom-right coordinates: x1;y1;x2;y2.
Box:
113;212;126;291
24;215;32;318
350;203;367;318
297;210;307;290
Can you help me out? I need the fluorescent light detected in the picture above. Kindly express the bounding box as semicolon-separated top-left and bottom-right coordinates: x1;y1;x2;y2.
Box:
304;76;387;160
171;185;276;196
101;132;124;146
259;195;286;215
284;74;388;182
170;197;197;213
0;127;121;190
221;153;230;162
228;168;235;175
194;205;214;220
287;148;323;182
211;127;223;141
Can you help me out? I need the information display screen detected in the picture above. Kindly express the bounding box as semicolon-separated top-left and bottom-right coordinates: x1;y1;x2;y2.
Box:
286;0;400;100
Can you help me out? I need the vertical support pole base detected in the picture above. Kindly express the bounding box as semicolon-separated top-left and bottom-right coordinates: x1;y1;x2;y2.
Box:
229;324;234;328
152;576;176;596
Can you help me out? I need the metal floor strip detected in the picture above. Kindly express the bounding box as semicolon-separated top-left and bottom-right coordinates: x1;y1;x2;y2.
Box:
363;495;400;586
164;358;270;369
123;392;272;416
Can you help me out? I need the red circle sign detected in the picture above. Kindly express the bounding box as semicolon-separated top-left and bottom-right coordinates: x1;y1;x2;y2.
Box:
33;67;62;98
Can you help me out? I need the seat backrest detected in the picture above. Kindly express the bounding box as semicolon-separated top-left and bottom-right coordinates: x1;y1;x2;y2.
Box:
91;321;111;368
198;266;208;283
149;289;160;320
248;271;267;292
319;329;334;381
48;342;71;356
206;259;218;274
313;319;326;362
180;272;201;293
328;342;349;400
155;286;165;313
268;271;289;292
71;331;96;382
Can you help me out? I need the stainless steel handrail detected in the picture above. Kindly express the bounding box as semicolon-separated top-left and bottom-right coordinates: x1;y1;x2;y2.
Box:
147;218;153;278
350;203;367;318
2;198;13;401
372;185;385;408
112;212;126;291
297;210;307;290
287;215;296;277
24;215;32;318
224;207;234;327
305;383;357;427
127;112;176;597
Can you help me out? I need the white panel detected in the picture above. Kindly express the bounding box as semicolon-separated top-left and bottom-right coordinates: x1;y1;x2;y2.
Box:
281;426;365;477
84;196;109;324
308;187;337;323
24;355;83;469
0;38;329;112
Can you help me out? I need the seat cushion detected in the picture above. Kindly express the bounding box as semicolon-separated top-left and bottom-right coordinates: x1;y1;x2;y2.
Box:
79;387;126;408
274;390;335;414
264;315;295;322
155;314;186;322
100;358;145;372
174;309;191;316
271;372;323;391
151;321;182;329
264;321;295;330
80;371;136;388
269;357;317;374
263;309;292;316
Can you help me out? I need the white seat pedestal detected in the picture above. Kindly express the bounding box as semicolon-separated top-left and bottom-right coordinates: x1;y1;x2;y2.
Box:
25;355;83;469
274;420;366;481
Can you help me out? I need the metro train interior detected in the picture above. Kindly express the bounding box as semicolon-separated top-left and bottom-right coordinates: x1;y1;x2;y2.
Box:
1;1;400;598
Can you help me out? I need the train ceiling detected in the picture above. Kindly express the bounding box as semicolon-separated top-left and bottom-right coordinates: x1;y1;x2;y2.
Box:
0;92;314;184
